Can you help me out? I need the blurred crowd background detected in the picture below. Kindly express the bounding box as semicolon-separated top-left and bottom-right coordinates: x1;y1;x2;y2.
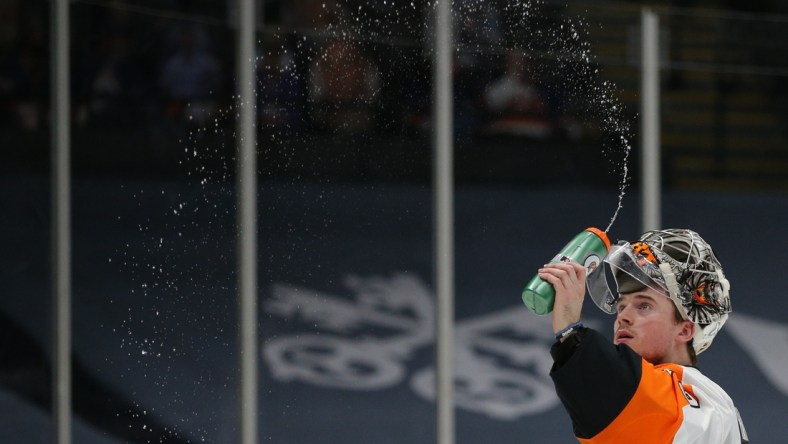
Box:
3;0;787;188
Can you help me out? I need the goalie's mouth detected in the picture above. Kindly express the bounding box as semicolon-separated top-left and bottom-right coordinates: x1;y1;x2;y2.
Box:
614;329;634;343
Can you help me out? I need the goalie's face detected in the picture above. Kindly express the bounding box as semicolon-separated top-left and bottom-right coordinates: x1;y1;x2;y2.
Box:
613;287;695;365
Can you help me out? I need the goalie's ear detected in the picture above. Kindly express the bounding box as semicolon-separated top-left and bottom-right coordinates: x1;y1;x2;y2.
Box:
676;319;695;345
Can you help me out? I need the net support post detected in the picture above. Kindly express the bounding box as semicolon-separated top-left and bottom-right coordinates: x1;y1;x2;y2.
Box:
640;7;662;232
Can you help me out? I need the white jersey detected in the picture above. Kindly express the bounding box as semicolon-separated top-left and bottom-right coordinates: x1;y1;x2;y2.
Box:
671;366;748;444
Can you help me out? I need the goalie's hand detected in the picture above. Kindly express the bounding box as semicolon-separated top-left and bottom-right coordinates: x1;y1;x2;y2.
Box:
538;261;587;335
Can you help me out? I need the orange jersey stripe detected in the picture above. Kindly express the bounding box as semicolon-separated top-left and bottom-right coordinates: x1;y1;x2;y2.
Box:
579;362;689;444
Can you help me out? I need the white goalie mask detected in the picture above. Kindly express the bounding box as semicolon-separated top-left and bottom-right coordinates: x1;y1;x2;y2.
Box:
587;229;731;355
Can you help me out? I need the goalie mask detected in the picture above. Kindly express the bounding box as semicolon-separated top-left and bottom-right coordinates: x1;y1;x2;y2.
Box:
587;229;731;355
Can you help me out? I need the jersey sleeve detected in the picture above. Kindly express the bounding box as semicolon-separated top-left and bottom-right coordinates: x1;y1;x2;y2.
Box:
549;327;643;439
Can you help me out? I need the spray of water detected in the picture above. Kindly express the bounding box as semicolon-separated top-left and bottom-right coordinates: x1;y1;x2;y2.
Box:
495;1;634;232
112;1;635;441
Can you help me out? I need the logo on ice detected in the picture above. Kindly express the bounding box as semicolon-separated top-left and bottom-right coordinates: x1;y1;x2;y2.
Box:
263;273;569;420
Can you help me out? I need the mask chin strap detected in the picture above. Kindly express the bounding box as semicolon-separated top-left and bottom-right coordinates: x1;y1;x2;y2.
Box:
660;262;710;354
659;263;690;321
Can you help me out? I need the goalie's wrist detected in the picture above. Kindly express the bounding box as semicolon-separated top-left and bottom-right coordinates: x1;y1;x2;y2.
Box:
555;322;583;342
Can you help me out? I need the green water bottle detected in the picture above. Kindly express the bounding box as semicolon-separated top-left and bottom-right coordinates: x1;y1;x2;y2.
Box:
522;227;611;315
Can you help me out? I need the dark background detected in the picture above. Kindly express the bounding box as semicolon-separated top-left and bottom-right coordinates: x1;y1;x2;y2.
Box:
2;0;787;443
